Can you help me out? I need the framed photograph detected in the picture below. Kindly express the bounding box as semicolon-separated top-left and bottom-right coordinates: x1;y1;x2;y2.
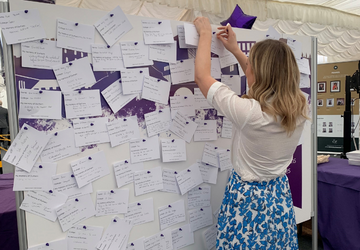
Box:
327;98;334;107
330;80;340;92
317;81;326;93
337;98;344;106
317;99;323;106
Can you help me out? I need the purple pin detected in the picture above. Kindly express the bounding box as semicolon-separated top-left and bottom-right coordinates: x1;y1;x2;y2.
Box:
206;163;209;166
180;60;183;63
45;243;49;246
24;127;28;130
123;118;127;121
158;21;162;24
172;139;175;142
186;122;189;124
157;79;161;82
83;226;87;229
187;169;191;172
174;171;177;174
39;90;43;94
75;198;79;202
215;147;218;149
119;79;122;83
125;160;128;163
168;205;172;208
131;243;134;246
137;203;141;206
69;62;73;66
40;39;44;43
49;190;53;193
39;165;43;168
160;234;164;237
88;157;92;160
78;90;82;94
143;139;146;142
204;123;207;125
90;123;94;126
200;208;203;211
111;190;114;193
184;96;187;99
266;35;269;37
147;171;151;174
54;132;58;136
227;149;230;152
139;70;143;73
134;42;138;45
179;228;182;231
75;23;78;26
71;174;74;177
230;75;233;78
216;225;218;228
107;45;110;48
199;187;202;190
110;14;114;17
113;219;117;222
24;10;28;13
213;31;216;34
159;110;162;113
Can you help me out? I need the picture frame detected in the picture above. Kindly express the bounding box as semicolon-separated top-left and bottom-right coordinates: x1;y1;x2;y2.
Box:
327;98;334;107
337;98;344;106
317;99;323;107
330;80;340;93
317;81;326;93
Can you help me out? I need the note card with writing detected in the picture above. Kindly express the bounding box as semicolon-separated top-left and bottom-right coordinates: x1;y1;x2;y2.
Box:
125;198;154;226
0;9;45;45
52;172;93;199
142;76;171;105
3;124;50;172
96;189;129;216
64;89;101;119
73;117;110;147
202;143;220;168
221;75;241;95
194;88;212;110
67;225;103;250
198;161;218;185
297;57;311;75
218;149;233;171
113;159;144;188
19;89;62;120
120;68;149;95
142;20;174;45
127;237;145;250
211;32;225;55
170;95;195;118
28;238;67;250
21;40;62;69
13;163;56;191
144;108;172;137
177;25;196;49
94;6;133;46
169;112;198;143
187;185;211;209
133;166;163;196
287;38;302;60
57;18;94;53
53;57;96;92
97;218;133;250
91;44;125;71
161;138;186;162
130;136;160;163
102;79;137;114
175;163;203;195
161;168;181;194
221;117;233;139
41;128;80;162
211;58;222;79
158;199;186;230
71;151;110;188
194;120;217;142
169;59;195;85
219;49;238;68
20;190;68;222
120;41;153;68
203;224;217;250
149;43;176;63
56;194;96;232
183;23;199;47
144;230;173;250
171;224;195;250
189;206;213;232
107;116;140;147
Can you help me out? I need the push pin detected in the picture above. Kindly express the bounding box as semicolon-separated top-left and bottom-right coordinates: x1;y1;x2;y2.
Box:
131;243;134;246
40;39;44;43
39;90;43;94
88;157;92;160
159;110;162;113
137;203;141;206
75;198;79;202
134;42;138;45
230;75;233;78
39;165;43;168
69;62;73;66
174;171;177;174
113;219;117;222
158;21;162;24
111;190;114;193
83;226;87;229
54;132;58;136
179;228;182;231
78;90;82;94
123;118;127;121
184;96;187;99
172;139;175;142
168;205;172;208
24;10;28;13
200;208;203;211
75;23;78;26
180;60;183;63
107;45;110;48
49;190;53;193
187;169;191;172
199;187;202;190
45;243;49;246
71;174;75;177
90;123;94;126
143;139;146;142
147;171;151;174
24;127;28;130
139;70;143;73
125;160;128;163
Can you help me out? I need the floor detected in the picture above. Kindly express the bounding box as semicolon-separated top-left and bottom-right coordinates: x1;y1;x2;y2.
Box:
298;220;324;250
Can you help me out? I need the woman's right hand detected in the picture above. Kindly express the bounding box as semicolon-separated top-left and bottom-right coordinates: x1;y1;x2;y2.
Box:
217;24;239;54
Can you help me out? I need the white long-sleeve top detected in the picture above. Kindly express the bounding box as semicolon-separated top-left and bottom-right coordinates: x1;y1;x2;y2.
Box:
207;82;306;182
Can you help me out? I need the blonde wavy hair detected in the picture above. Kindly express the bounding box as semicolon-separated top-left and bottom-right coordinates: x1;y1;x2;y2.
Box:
242;39;309;135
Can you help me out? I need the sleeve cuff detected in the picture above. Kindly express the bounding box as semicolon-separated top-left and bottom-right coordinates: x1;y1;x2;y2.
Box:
206;81;224;106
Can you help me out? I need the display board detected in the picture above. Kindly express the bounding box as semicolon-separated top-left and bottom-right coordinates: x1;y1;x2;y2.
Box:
7;0;314;249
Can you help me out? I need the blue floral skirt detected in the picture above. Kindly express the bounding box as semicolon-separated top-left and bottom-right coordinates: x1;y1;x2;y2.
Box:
216;170;299;250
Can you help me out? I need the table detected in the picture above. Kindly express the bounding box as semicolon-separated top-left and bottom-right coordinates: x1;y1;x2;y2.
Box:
318;157;360;250
0;173;19;250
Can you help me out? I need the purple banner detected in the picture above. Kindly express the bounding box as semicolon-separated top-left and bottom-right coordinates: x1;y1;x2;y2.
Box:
286;145;302;208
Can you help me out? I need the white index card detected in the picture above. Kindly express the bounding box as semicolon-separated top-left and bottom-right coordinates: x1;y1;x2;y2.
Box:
187;185;211;209
144;108;172;137
161;168;181;194
107;116;140;147
211;31;225;55
194;120;217;142
56;194;96;232
56;18;95;53
94;6;133;47
218;149;233;171
189;206;213;232
97;218;133;250
300;73;310;88
175;163;203;195
265;26;281;40
41;128;80;162
20;190;68;222
198;161;218;185
101;79;137;114
169;59;195;85
211;58;222;79
169;112;198;143
3;124;50;172
121;68;149;95
129;136;160;163
202;143;220;168
52;172;93;199
158;199;186;230
221;117;233;139
144;230;173;250
113;159;144;188
177;25;196;49
67;225;103;250
125;198;154;226
171;225;195;250
71;151;110;188
297;57;311;75
21;40;62;69
183;23;199;46
287;38;302;60
120;41;153;67
142;20;174;45
19;89;62;119
53;57;96;92
161;138;186;162
142;76;171;105
149;43;177;63
221;75;241;95
127;237;145;250
73;117;110;147
203;224;217;250
28;238;67;250
194;88;213;109
96;189;129;216
13;163;56;191
219;49;238;68
64;89;101;119
91;44;125;71
170;95;195;118
0;9;45;45
133;166;163;196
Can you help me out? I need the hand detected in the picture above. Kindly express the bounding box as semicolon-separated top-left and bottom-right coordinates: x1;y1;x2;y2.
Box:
217;24;239;54
193;17;212;37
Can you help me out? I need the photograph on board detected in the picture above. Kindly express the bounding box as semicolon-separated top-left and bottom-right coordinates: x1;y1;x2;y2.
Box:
317;81;326;93
330;80;340;93
327;98;334;107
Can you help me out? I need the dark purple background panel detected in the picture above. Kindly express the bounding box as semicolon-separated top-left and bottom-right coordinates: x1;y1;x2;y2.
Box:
287;145;302;208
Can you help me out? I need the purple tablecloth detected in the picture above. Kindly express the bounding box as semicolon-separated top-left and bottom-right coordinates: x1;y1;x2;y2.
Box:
318;157;360;250
0;173;19;250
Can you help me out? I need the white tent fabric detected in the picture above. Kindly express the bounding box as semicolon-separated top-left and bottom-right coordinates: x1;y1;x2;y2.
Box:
55;0;360;63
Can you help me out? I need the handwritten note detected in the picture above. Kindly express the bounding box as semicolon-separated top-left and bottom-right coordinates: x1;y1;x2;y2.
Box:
97;218;133;250
21;40;62;69
287;38;302;60
171;224;195;250
169;59;195;85
28;238;67;250
221;117;233;139
203;224;217;250
130;136;160;163
133;167;163;196
144;230;173;250
67;225;103;250
211;58;222;79
169;112;198;143
194;120;217;142
94;6;133;46
183;23;199;46
96;189;129;216
175;163;203;195
142;20;174;44
144;108;172;137
161;138;186;162
187;185;211;209
64;90;101;119
142;76;171;105
161;168;180;194
125;198;154;226
300;73;310;88
107;116;140;147
198;161;218;185
149;43;176;63
120;41;153;67
219;49;238;68
189;206;213;232
221;75;241;95
177;25;196;49
211;31;225;55
113;159;143;188
194;88;212;110
73;117;110;147
91;44;125;71
121;68;149;95
218;149;233;171
158;200;186;230
52;172;93;199
170;95;195;118
202;143;220;168
297;57;311;75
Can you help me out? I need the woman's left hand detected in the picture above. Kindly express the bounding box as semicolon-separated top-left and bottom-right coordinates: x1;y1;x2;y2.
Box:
193;17;212;37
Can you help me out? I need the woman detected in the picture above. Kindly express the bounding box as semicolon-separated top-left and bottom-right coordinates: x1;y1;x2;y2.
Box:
193;17;308;249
